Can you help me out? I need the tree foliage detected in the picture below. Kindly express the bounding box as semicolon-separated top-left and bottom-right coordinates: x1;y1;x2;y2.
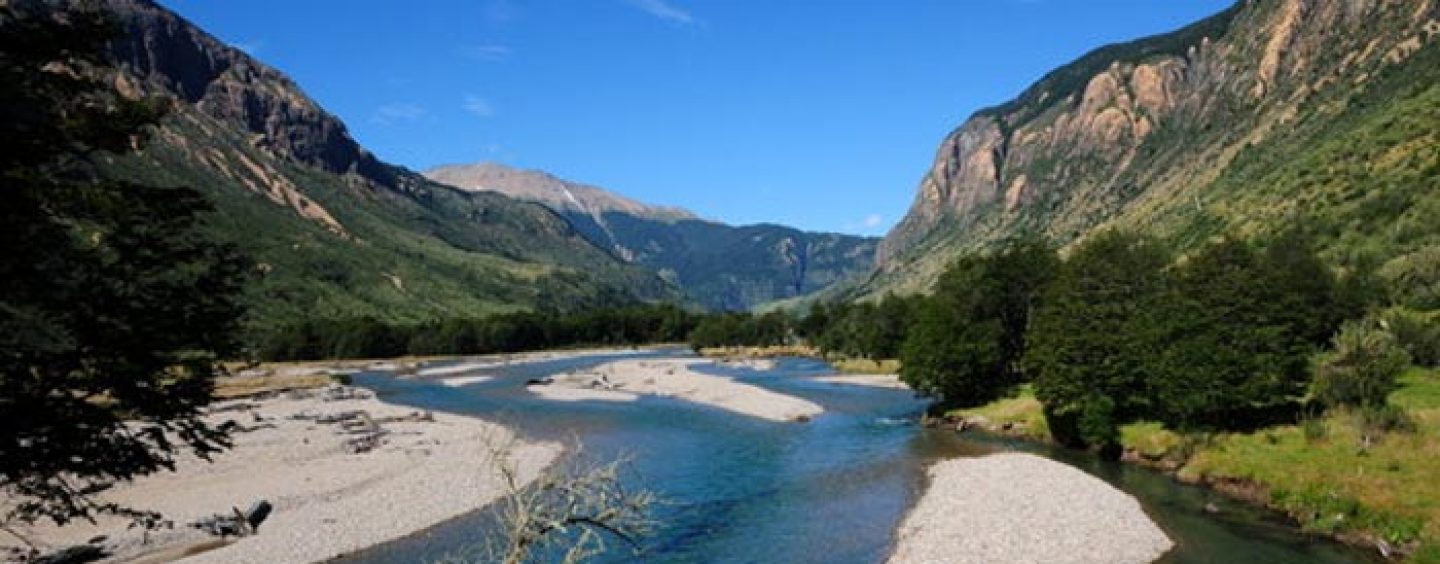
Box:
1147;234;1348;429
900;238;1058;407
0;3;249;527
1024;231;1170;452
256;305;700;361
1313;320;1412;410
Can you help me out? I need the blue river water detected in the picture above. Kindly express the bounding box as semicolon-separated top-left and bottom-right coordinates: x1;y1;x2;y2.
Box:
337;350;1376;563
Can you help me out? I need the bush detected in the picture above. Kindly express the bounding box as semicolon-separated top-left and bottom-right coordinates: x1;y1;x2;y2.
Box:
1312;320;1412;410
1358;404;1416;435
1381;307;1440;367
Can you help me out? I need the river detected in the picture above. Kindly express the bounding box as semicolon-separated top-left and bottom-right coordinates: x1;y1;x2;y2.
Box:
338;350;1376;563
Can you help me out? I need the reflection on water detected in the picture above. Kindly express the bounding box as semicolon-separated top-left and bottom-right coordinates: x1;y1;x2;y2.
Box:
339;351;1375;563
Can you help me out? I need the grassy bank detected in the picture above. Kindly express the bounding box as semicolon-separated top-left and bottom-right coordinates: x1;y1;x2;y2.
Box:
697;347;904;375
949;368;1440;561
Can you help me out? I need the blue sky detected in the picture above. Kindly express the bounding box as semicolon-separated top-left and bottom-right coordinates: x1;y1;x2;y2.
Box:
159;0;1232;236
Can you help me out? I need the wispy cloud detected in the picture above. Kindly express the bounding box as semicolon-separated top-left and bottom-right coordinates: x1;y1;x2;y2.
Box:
844;214;886;233
460;44;512;61
624;0;694;25
371;103;428;125
462;95;495;118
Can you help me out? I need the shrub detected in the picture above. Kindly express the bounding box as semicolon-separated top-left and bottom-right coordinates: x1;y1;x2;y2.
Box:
1381;307;1440;367
1312;320;1411;410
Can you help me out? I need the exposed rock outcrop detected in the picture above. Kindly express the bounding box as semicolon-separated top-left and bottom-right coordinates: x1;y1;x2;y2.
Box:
870;0;1440;296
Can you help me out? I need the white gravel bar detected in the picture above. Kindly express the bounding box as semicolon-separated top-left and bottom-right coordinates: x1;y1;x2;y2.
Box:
536;358;822;422
811;374;910;390
889;453;1173;564
16;386;558;564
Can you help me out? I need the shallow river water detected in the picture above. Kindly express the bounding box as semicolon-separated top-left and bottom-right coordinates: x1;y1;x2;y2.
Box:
338;350;1376;563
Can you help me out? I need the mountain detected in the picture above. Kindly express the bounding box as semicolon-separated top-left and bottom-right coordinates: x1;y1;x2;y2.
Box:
864;0;1440;297
73;0;673;324
426;163;879;311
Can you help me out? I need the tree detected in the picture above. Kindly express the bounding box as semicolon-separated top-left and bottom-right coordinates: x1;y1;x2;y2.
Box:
445;438;656;564
1024;231;1169;456
1313;320;1411;410
1148;236;1341;429
0;3;249;530
900;238;1058;408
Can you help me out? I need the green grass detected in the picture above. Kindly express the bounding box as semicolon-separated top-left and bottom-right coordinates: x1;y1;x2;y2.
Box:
950;384;1051;441
1182;367;1440;556
830;357;902;375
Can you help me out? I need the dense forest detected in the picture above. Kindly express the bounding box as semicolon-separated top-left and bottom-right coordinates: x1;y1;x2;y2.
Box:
687;232;1438;459
251;305;700;361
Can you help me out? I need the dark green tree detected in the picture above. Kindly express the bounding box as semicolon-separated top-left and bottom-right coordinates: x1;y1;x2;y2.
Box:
0;3;249;528
1149;235;1346;429
899;238;1058;407
1313;319;1411;410
1024;231;1169;456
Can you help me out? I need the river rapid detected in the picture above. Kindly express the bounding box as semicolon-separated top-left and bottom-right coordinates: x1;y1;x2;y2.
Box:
338;350;1375;563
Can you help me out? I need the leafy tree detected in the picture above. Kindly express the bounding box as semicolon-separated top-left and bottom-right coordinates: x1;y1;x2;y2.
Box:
1313;320;1411;410
899;302;1004;407
0;3;249;528
1148;235;1343;429
901;239;1058;408
1381;307;1440;368
1024;231;1169;455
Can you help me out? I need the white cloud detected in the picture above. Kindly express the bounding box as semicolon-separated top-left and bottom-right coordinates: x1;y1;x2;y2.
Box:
460;44;512;61
844;214;887;233
371;103;428;125
463;95;495;118
624;0;694;24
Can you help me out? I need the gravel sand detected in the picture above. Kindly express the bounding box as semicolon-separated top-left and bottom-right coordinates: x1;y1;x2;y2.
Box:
811;374;910;390
14;386;557;564
536;358;822;422
889;453;1173;564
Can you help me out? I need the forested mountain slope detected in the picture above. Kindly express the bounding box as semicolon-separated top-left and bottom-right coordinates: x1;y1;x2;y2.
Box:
78;0;671;323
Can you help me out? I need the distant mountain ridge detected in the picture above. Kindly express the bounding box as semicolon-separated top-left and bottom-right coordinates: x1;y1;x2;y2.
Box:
427;163;695;223
426;163;879;311
862;0;1440;298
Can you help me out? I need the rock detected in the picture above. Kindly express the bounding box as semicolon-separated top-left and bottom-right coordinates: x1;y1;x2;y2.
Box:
343;428;388;454
1204;502;1221;514
793;414;812;423
34;544;105;564
525;377;553;386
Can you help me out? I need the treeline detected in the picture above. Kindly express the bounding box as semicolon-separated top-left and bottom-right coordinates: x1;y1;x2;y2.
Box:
681;231;1438;459
251;304;700;361
686;297;919;357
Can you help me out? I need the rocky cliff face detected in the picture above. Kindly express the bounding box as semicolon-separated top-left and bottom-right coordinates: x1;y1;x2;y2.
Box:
872;0;1440;295
426;163;879;311
71;0;672;321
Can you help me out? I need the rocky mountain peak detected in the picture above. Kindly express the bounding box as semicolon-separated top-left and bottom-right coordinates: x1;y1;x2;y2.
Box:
425;162;696;224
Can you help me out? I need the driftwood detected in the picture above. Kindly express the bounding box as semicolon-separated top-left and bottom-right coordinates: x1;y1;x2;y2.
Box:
190;499;272;538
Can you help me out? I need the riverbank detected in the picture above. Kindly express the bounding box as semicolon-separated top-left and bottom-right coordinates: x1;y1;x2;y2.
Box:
947;369;1440;562
811;373;910;390
532;358;823;422
888;452;1172;564
7;383;558;564
697;345;902;375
